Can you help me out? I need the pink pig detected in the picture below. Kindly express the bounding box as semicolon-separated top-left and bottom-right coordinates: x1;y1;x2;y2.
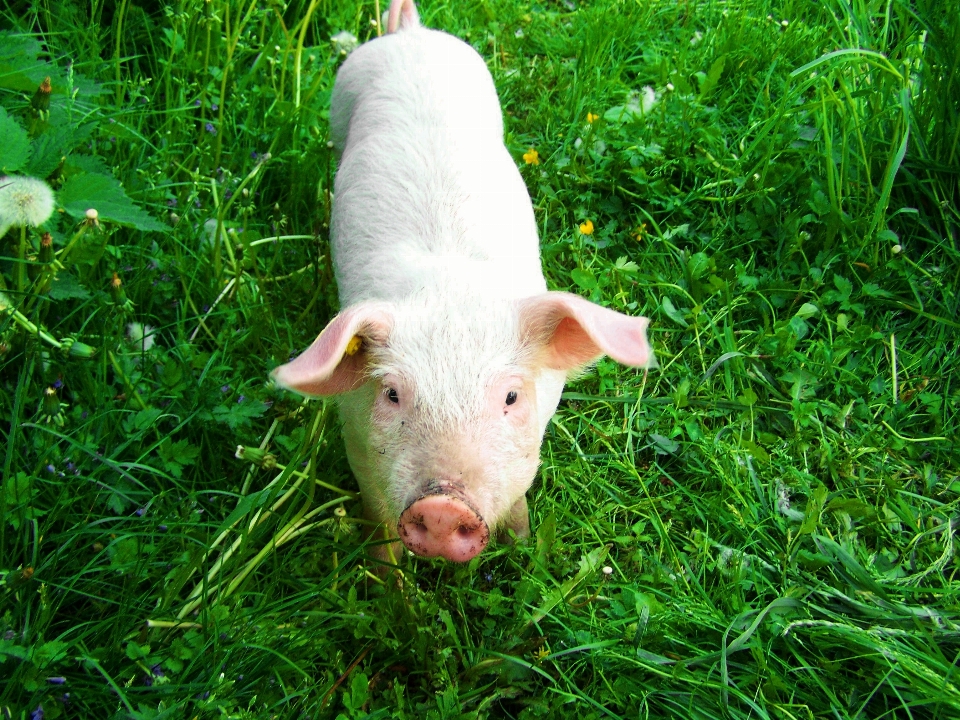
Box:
272;0;655;563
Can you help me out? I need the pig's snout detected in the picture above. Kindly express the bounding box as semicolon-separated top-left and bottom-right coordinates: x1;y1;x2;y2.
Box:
398;495;490;562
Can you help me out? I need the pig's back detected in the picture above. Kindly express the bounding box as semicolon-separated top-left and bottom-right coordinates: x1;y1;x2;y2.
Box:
329;27;545;307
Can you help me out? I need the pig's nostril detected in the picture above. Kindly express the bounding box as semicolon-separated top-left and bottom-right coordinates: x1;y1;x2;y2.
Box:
398;495;489;562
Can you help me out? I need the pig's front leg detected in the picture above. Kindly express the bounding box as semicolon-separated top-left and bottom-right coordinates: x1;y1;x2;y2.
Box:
497;494;530;544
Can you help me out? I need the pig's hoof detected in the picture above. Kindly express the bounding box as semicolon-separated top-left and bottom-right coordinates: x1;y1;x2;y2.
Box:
398;495;490;562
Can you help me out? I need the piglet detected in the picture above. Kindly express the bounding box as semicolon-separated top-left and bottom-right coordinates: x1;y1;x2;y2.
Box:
272;0;655;563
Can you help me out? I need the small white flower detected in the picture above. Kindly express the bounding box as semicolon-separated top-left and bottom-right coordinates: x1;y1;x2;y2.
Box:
892;244;902;254
602;566;613;576
781;19;789;27
0;176;55;236
666;82;675;92
515;28;524;38
690;31;703;46
127;322;156;352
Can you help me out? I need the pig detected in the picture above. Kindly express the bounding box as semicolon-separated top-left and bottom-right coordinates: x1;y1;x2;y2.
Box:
271;0;655;564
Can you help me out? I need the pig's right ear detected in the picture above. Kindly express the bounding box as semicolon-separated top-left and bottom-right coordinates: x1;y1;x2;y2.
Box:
271;305;392;396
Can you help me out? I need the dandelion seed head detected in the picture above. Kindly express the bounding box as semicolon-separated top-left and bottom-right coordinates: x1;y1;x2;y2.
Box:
126;322;156;352
0;176;55;235
640;86;658;113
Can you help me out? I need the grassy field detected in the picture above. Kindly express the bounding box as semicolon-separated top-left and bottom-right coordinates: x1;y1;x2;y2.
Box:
1;0;959;717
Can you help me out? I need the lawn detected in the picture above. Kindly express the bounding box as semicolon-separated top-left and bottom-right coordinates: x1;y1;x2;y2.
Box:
1;0;958;717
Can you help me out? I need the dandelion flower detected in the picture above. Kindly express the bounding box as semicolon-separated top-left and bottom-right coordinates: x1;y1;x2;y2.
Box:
522;148;540;165
0;176;55;236
579;219;594;235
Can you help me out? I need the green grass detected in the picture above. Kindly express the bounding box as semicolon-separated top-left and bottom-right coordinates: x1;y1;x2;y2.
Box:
1;0;958;717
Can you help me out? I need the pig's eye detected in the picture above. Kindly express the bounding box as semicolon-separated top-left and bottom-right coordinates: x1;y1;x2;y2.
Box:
505;391;518;406
386;388;400;404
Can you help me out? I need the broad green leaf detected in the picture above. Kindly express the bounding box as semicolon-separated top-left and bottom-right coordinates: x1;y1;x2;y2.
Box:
211;399;269;430
614;256;639;274
26;122;96;179
0;107;31;173
795;302;819;319
570;268;598;290
738;438;769;463
687;252;712;280
109;536;139;569
64;153;112;177
157;438;200;478
0;32;104;95
3;471;35;506
661;296;688;327
649;433;680;454
58;172;164;231
48;271;91;300
698;55;726;100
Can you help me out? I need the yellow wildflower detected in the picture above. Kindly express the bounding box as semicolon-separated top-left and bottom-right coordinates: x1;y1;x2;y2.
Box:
635;222;648;241
579;219;594;235
522;148;540;165
586;111;599;124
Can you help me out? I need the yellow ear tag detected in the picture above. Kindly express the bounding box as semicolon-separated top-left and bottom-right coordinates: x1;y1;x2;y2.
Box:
345;335;362;356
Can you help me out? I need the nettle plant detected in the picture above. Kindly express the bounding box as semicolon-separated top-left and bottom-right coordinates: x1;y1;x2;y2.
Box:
0;34;175;479
0;35;163;352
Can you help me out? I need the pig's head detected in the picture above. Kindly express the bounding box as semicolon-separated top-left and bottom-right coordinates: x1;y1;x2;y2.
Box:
272;291;654;562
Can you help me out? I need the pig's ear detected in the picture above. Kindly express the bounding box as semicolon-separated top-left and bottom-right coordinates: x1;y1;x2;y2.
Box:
519;292;656;372
386;0;419;32
271;305;392;396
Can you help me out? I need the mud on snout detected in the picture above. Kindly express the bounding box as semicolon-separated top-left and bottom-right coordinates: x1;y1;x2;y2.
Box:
397;485;491;563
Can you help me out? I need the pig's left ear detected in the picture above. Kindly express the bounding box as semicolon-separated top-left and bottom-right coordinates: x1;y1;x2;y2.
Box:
271;304;392;396
519;292;656;372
